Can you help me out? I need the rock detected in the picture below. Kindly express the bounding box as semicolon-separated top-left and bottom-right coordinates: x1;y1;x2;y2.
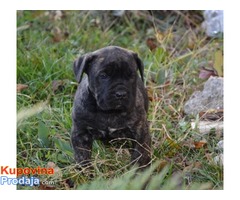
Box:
202;10;223;38
216;140;223;151
213;153;223;166
191;121;223;136
184;77;223;116
214;141;223;166
112;10;125;17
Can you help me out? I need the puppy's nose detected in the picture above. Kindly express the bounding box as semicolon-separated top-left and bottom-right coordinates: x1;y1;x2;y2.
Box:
115;91;127;99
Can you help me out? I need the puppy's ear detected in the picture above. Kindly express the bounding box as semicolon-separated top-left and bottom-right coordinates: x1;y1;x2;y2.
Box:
133;53;144;82
73;53;93;83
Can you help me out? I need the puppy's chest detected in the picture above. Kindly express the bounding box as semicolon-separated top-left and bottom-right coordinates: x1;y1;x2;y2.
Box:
86;126;130;139
85;112;134;139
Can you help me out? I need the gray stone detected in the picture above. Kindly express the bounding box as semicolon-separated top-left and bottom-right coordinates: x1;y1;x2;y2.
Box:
184;77;223;116
214;153;223;166
216;140;223;151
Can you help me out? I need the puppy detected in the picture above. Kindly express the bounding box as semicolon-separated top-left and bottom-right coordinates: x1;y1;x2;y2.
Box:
71;46;151;168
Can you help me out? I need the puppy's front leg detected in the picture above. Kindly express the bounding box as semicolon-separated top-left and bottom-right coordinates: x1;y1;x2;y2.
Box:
131;124;151;168
71;124;93;167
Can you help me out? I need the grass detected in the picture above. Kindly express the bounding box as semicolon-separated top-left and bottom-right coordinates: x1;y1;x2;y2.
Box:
17;11;223;190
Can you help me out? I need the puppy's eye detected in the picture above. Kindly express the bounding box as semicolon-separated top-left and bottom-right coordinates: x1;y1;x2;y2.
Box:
127;71;132;77
99;72;108;79
126;69;133;78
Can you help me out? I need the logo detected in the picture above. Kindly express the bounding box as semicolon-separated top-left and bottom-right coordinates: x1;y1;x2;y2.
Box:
1;166;54;176
0;166;55;186
0;176;40;186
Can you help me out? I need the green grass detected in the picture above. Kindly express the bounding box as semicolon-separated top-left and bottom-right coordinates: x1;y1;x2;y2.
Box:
17;11;223;190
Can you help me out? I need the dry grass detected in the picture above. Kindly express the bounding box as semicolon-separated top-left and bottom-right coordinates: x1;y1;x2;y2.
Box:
17;10;223;190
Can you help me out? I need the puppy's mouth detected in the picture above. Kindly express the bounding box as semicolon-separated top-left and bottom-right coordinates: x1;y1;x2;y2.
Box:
97;98;129;112
94;87;131;111
114;101;127;110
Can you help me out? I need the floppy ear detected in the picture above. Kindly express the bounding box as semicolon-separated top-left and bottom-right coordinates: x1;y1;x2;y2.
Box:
133;53;145;82
73;53;93;83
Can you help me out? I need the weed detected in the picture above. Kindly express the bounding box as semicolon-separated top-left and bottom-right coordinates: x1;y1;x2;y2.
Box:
17;11;223;190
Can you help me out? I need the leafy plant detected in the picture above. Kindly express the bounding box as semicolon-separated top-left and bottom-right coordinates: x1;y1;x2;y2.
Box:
17;11;223;190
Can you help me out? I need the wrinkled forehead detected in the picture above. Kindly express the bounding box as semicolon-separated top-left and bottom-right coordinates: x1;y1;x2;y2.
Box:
92;48;136;68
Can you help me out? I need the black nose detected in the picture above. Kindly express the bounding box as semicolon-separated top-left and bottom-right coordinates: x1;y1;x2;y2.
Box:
115;91;127;99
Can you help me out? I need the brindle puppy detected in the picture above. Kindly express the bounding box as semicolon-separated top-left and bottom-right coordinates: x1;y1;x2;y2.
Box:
71;46;151;168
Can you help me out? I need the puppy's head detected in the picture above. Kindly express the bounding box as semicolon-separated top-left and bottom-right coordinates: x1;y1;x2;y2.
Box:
73;46;145;112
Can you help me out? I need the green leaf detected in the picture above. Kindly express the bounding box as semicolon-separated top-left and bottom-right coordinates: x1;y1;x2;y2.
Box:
213;50;223;77
57;154;71;164
154;47;168;63
54;138;73;156
156;69;166;85
38;121;50;147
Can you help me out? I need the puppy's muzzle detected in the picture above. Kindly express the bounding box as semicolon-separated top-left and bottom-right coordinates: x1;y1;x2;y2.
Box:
115;90;127;100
